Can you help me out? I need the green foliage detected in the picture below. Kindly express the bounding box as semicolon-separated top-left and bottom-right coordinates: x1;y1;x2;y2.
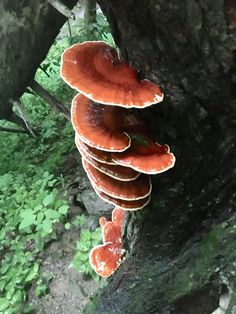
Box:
70;227;101;281
0;171;69;313
0;10;113;313
71;13;115;46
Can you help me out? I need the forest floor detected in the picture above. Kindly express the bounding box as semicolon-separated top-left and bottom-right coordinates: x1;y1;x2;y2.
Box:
28;226;100;314
27;148;104;313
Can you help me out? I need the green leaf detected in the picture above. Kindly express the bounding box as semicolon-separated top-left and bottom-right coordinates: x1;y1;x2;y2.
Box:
58;205;69;215
0;281;6;291
0;298;9;311
64;223;71;230
42;219;52;234
23;303;33;313
11;290;23;305
20;209;34;218
45;209;60;219
37;212;44;223
25;263;39;282
19;214;36;230
35;283;47;297
42;194;54;207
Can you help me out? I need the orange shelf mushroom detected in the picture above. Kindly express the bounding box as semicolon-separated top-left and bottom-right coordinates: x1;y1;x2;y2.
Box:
61;40;177;278
71;94;131;152
89;242;125;277
75;136;140;181
90;207;126;277
61;41;164;108
112;134;176;174
112;207;126;227
93;185;151;211
75;135;115;165
82;158;152;201
100;207;125;244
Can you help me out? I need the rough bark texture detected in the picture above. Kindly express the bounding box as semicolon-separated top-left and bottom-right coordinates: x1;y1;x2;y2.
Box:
0;0;77;121
82;0;236;313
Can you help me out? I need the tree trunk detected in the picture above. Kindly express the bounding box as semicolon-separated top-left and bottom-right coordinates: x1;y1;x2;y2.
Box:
82;0;236;313
0;0;78;122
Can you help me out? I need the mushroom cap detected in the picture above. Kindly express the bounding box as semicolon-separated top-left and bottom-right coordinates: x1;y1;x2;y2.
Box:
61;41;164;108
93;184;151;211
101;221;122;244
99;217;108;227
71;94;131;152
89;242;125;277
76;137;140;181
112;207;125;226
101;207;125;244
112;134;176;174
75;135;115;165
82;158;152;200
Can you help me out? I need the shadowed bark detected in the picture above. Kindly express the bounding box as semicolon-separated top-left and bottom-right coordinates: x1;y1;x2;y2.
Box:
82;0;236;313
0;0;78;126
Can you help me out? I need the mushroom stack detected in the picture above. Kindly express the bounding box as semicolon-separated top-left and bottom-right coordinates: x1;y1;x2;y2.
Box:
60;41;176;276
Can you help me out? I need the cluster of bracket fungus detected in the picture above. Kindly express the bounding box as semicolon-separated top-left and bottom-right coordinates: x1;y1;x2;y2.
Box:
89;207;125;277
61;41;176;277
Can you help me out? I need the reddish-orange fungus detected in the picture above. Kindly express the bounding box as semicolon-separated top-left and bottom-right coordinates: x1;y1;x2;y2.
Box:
89;242;124;277
82;158;152;201
112;134;176;174
61;41;164;108
71;94;131;152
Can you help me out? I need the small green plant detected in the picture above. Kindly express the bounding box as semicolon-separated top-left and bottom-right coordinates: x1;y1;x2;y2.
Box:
70;228;101;281
0;171;70;313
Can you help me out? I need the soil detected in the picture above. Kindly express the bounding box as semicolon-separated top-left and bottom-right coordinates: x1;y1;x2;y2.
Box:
28;226;103;314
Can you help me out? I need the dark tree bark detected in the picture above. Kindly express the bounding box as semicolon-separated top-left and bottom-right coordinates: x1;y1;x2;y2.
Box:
82;0;236;313
0;0;77;125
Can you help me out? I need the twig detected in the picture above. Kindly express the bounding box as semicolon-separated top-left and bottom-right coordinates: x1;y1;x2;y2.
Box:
0;126;28;134
68;19;72;38
30;79;70;120
48;0;75;19
13;100;36;138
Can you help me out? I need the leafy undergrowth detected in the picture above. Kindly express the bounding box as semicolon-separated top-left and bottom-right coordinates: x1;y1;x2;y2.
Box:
0;12;112;314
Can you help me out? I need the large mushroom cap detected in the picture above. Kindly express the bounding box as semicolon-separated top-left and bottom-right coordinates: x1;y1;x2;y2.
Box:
112;134;176;174
89;242;124;277
61;41;164;108
76;138;140;181
71;94;131;152
93;185;151;211
83;158;152;200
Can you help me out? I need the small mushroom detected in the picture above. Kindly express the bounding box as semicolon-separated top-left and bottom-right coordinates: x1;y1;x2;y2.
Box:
99;216;108;227
61;41;164;108
89;242;125;277
82;158;152;201
71;94;131;152
112;207;126;226
100;207;125;244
